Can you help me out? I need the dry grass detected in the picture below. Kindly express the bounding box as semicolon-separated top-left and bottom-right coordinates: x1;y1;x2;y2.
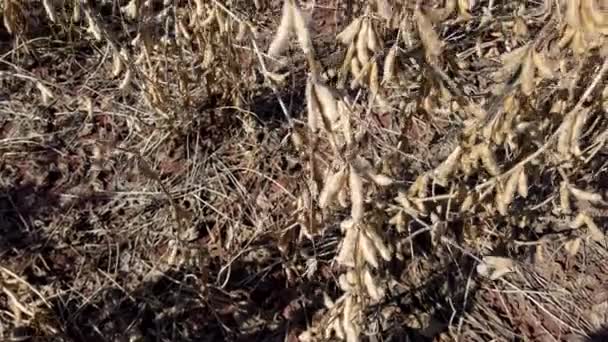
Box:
1;0;608;341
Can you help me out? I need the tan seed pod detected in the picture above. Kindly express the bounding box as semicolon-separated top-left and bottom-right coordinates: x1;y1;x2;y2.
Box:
338;273;354;292
560;181;572;213
409;173;429;198
342;316;359;342
383;46;398;84
338;101;353;146
268;0;293;57
111;48;124;77
359;231;379;269
571;212;587;229
349;166;365;223
340;218;355;232
513;16;529;37
337;18;362;45
581;0;608;34
367;172;393;186
532;50;556;79
376;0;393;20
362;267;384;301
266;71;289;85
337;228;357;267
356;20;370;65
364;225;391;261
351;58;373;89
565;0;583;29
460;194;474;212
330;317;345;340
291;0;313;55
498;169;521;214
517;168;528;198
314;82;340;124
338;41;357;88
369;61;380;96
570;108;589;156
350;52;362;77
415;5;443;59
457;0;473;19
564;238;582;257
433;146;462;186
367;24;380;52
569;186;604;204
520;50;535;96
291;130;304;149
43;0;57;23
480;144;500;176
319;166;348;208
306;77;321;132
583;215;604;243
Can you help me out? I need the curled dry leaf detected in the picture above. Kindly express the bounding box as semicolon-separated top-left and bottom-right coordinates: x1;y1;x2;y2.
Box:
476;256;515;280
480;144;500;176
433;146;462;186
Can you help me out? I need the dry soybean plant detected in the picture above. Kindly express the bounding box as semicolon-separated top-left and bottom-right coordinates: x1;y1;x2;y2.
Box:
2;0;608;340
267;0;608;340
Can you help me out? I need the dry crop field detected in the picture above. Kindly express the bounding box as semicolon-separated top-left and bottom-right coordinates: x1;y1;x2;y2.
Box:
1;0;608;341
